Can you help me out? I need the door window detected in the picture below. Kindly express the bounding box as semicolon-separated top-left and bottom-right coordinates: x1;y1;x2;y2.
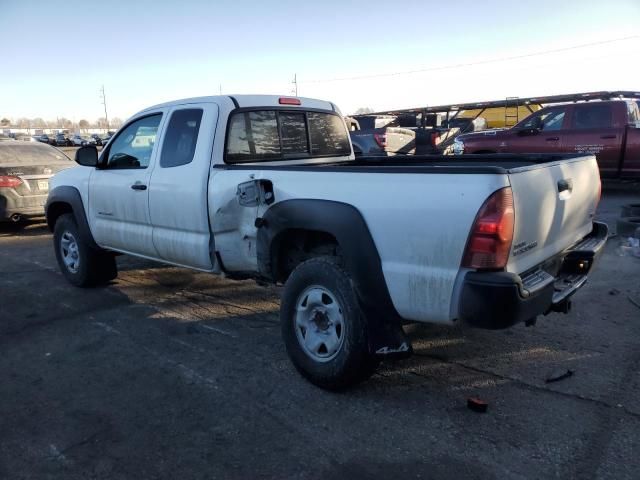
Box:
160;109;203;168
104;114;162;169
572;104;613;129
521;109;566;131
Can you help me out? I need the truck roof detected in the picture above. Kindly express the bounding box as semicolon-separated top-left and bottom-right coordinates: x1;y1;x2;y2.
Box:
137;95;338;116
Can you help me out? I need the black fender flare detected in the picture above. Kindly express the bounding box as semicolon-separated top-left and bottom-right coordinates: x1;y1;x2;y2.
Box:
45;186;99;250
257;199;412;358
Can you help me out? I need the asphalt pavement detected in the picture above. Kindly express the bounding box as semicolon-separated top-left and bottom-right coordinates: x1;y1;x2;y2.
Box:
1;185;639;479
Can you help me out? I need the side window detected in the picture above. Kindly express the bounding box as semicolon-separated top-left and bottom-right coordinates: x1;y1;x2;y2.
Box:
160;109;203;168
105;114;162;169
521;109;565;131
572;105;613;129
541;110;566;131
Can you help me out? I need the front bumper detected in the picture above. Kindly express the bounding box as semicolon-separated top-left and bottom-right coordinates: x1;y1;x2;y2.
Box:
459;222;608;329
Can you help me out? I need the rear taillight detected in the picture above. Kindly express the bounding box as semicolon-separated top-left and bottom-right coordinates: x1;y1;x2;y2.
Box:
0;175;22;188
462;187;514;270
374;133;387;148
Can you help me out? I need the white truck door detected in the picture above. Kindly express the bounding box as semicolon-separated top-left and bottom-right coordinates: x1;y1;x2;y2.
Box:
148;103;219;270
88;112;164;258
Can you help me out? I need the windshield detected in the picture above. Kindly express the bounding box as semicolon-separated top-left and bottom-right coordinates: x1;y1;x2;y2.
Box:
0;144;71;165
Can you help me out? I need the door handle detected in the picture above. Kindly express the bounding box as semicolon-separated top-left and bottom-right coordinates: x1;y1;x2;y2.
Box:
546;137;560;141
131;183;147;191
600;135;616;139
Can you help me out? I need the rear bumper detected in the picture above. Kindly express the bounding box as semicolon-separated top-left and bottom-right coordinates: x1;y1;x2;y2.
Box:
0;193;47;221
459;222;608;329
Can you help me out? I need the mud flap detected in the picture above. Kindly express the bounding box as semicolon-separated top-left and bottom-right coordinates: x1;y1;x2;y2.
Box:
363;308;413;360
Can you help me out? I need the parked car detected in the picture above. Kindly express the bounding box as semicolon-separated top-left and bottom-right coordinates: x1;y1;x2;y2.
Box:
0;142;73;222
69;135;96;147
90;134;103;146
35;134;51;144
454;100;640;178
54;133;72;147
101;132;114;145
46;94;606;389
349;115;416;156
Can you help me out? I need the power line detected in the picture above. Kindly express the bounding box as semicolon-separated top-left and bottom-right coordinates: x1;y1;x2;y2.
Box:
300;35;639;84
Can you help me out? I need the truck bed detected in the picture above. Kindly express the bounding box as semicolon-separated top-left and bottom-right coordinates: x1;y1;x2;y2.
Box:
220;153;592;174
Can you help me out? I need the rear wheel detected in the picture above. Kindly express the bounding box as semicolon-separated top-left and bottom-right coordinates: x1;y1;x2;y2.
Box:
281;257;377;390
53;213;117;287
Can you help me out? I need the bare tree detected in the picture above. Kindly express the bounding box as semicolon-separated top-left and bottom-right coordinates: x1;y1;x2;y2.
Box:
78;119;89;132
16;118;30;129
109;117;123;129
96;117;109;130
32;117;46;128
354;107;374;115
0;118;10;127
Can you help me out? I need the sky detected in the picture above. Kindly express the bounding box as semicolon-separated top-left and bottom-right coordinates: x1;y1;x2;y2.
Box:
0;0;639;122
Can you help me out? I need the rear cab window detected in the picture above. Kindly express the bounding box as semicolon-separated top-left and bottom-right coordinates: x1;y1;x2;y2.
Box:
225;109;350;163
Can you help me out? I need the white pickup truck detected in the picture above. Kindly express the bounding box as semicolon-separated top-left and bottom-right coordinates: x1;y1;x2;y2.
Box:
46;95;608;389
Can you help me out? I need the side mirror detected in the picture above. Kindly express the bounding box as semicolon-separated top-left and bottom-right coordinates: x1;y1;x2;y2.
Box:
74;146;98;167
517;115;543;136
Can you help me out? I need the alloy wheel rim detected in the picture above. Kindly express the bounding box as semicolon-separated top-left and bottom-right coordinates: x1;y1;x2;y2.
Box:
60;231;80;274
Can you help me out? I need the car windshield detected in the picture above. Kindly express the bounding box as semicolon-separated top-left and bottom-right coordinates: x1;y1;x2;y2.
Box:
0;144;71;165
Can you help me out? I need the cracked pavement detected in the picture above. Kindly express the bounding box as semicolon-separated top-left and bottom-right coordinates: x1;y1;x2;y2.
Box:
1;185;639;479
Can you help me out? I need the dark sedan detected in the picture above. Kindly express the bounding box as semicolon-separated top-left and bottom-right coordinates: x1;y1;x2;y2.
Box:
0;142;74;222
55;133;72;146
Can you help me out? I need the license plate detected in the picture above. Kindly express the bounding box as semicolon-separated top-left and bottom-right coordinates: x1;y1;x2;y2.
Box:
37;180;49;191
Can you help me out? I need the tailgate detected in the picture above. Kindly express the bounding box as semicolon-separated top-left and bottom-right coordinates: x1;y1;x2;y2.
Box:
506;155;600;275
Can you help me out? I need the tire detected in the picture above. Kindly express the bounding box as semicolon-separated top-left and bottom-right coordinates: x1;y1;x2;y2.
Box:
281;256;377;390
621;204;640;217
53;213;117;287
616;217;640;237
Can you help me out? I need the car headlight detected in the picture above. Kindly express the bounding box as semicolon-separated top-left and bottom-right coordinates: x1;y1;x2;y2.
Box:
453;138;465;155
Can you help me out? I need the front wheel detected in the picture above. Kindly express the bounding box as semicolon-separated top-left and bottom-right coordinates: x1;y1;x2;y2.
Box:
53;213;117;287
281;257;377;390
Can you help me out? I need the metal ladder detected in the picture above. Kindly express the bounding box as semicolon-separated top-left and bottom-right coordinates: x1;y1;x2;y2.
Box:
504;96;520;127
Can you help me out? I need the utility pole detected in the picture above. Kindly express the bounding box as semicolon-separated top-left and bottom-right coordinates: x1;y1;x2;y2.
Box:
100;85;109;132
219;84;222;95
292;73;298;96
